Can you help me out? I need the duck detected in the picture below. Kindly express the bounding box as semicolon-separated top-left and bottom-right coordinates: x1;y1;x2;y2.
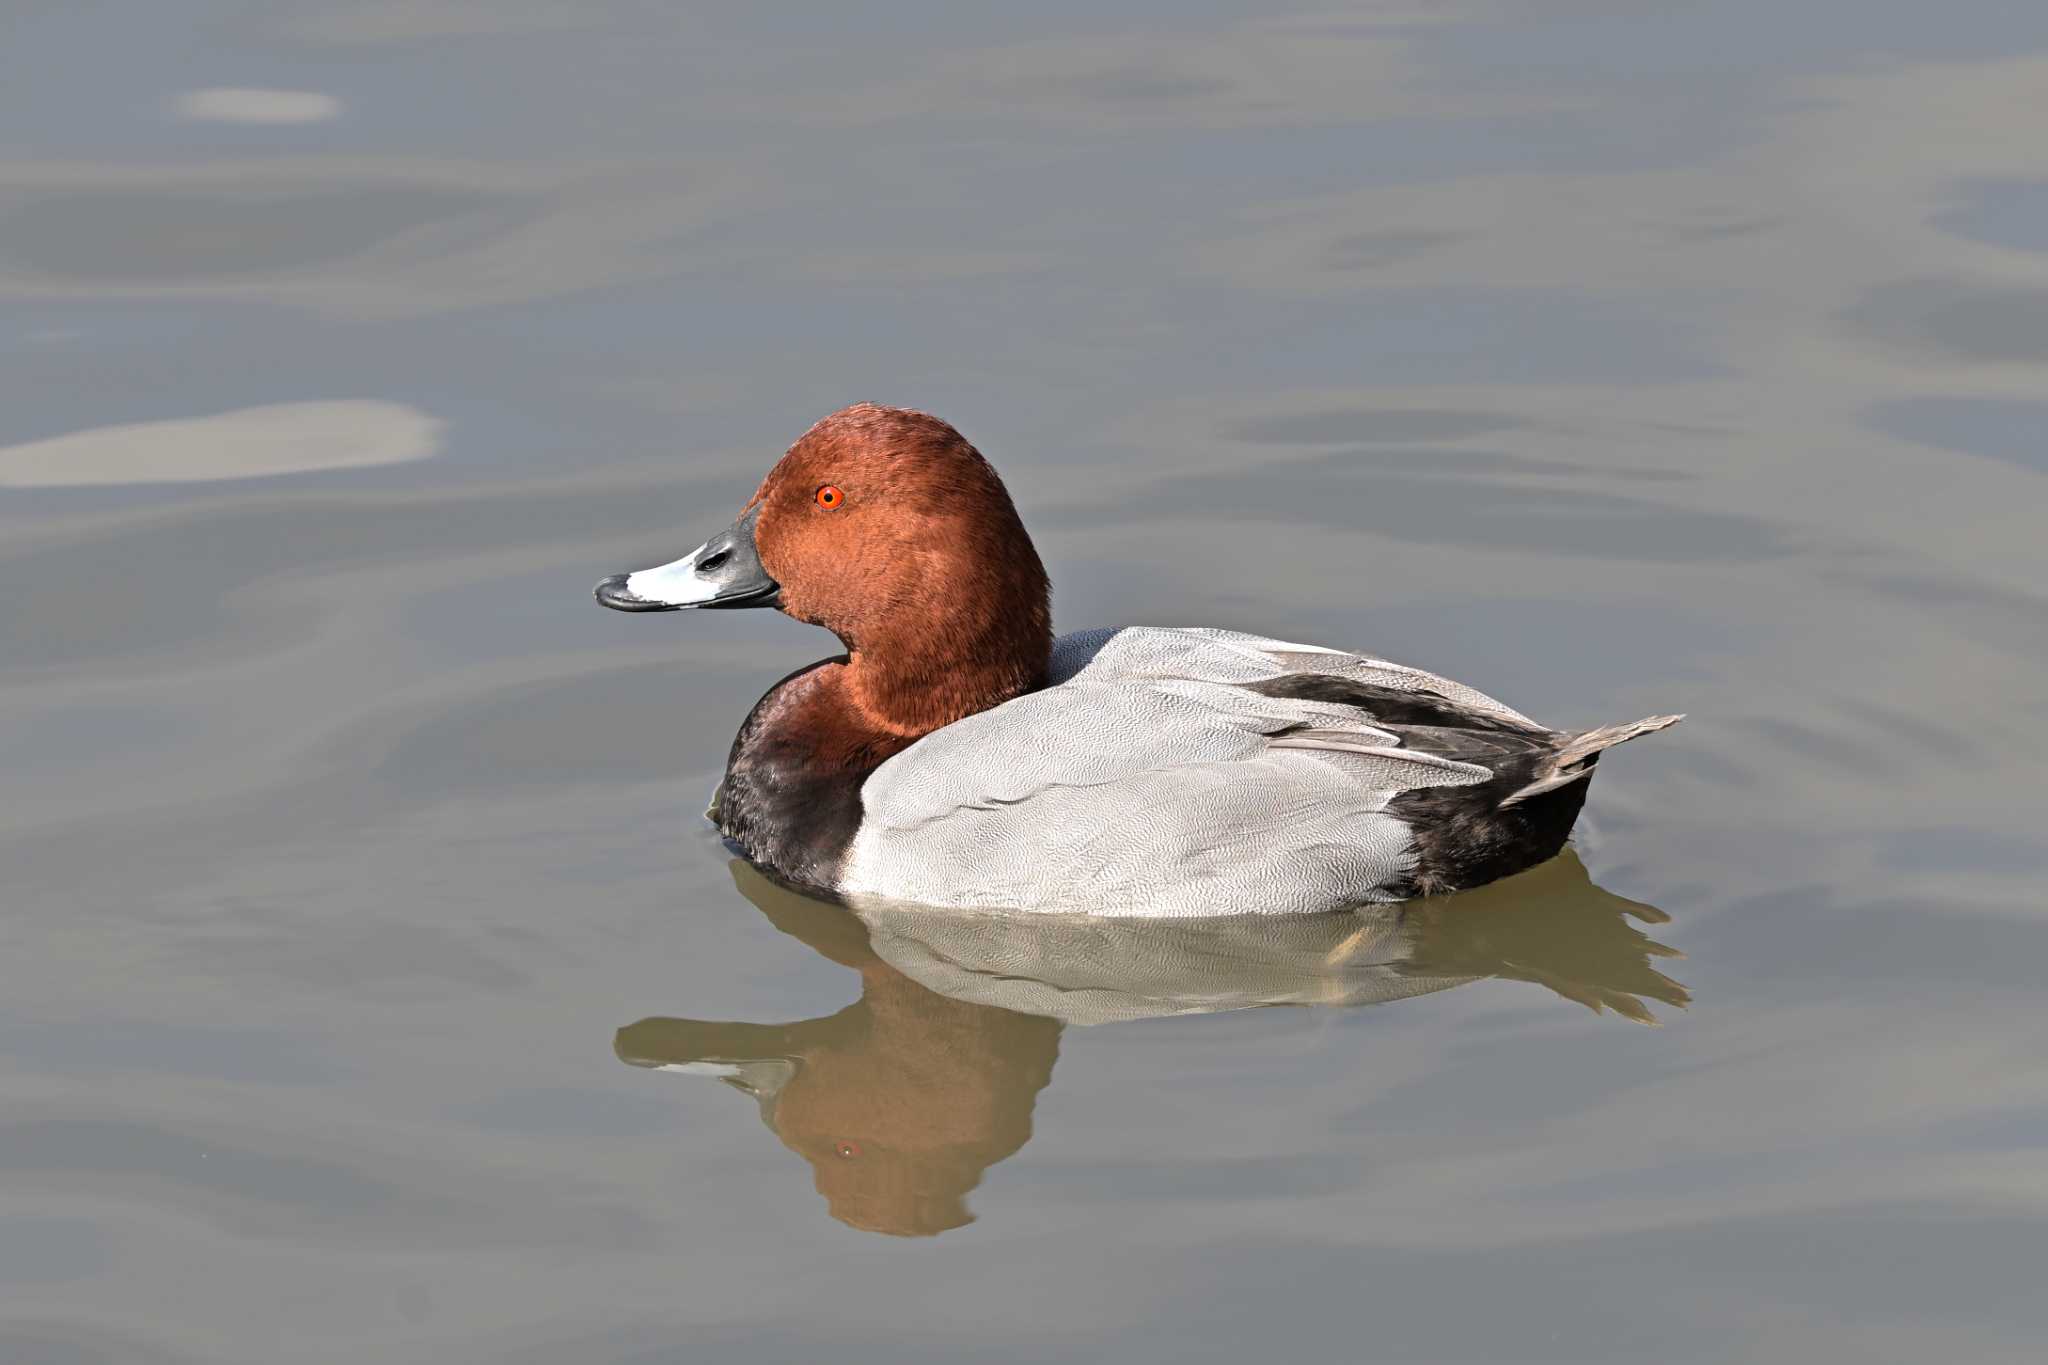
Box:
595;403;1680;917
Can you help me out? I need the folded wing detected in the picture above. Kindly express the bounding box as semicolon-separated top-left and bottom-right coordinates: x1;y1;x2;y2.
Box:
846;627;1527;915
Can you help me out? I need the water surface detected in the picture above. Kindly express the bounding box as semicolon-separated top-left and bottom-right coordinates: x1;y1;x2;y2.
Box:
5;2;2048;1361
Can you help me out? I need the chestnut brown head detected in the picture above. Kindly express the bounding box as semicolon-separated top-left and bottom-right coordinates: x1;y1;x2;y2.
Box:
597;404;1053;733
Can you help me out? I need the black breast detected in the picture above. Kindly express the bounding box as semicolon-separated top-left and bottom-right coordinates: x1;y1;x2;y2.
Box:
714;661;889;894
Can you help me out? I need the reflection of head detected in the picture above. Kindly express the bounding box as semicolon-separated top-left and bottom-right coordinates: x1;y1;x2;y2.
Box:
619;851;1685;1237
615;864;1060;1238
767;987;1057;1237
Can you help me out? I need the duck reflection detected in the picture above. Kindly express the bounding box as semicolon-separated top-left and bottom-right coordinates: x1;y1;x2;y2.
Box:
615;850;1684;1237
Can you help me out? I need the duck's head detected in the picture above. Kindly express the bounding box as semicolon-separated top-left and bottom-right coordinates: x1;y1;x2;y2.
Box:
596;404;1053;732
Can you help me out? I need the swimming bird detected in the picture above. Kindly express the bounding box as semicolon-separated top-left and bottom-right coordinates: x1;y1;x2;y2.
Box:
595;404;1679;916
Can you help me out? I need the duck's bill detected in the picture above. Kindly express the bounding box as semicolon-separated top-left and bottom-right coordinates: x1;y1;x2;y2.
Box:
594;503;782;612
613;1018;801;1102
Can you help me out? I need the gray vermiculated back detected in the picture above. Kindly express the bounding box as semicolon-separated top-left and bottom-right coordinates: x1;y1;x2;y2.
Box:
843;628;1539;915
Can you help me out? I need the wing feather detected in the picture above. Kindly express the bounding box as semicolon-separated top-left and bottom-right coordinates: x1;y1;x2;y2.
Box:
843;627;1547;914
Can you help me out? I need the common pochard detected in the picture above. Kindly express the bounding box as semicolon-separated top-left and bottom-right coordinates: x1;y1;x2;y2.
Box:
596;404;1679;917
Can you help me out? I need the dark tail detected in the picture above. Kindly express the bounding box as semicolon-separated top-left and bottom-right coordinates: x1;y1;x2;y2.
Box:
1500;714;1683;809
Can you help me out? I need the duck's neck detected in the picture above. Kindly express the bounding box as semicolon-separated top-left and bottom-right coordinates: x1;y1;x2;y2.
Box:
842;614;1050;740
716;618;1050;889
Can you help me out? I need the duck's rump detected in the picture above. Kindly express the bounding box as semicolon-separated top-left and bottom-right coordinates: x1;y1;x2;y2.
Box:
837;627;1675;917
1248;674;1678;897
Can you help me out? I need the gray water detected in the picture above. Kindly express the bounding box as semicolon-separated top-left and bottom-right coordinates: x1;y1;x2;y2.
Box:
5;2;2048;1361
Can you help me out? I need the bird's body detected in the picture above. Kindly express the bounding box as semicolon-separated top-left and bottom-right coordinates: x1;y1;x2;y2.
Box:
597;404;1679;917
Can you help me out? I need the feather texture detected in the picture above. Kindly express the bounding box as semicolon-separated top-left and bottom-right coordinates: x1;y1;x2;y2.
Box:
845;628;1532;915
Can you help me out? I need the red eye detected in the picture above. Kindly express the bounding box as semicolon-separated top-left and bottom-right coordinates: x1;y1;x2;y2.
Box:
835;1140;860;1159
815;485;843;509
